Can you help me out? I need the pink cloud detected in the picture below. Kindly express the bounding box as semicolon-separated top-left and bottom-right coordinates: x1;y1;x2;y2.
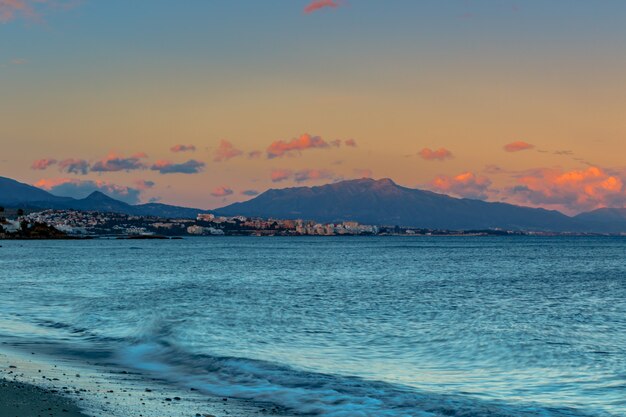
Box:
31;158;57;170
419;147;453;161
0;0;75;23
134;180;155;190
267;133;329;158
507;166;625;214
0;0;36;23
504;141;534;152
431;172;492;200
270;169;293;183
170;144;196;153
294;169;336;183
304;0;340;14
345;138;357;147
248;150;262;159
211;186;234;197
214;140;243;162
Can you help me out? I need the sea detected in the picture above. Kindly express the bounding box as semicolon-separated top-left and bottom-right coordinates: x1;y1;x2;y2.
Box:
0;236;624;417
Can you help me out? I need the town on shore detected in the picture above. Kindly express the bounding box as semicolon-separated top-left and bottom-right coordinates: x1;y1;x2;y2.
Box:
0;207;531;239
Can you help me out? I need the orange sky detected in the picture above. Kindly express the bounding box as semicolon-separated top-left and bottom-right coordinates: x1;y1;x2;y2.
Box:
1;1;625;214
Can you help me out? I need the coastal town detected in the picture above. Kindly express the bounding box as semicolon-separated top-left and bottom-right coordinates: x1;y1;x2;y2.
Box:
0;207;522;239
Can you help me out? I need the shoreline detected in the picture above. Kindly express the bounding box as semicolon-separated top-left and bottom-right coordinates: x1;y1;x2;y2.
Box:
0;343;293;417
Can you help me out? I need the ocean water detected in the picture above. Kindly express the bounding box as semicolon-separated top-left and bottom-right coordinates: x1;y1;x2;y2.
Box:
0;236;625;417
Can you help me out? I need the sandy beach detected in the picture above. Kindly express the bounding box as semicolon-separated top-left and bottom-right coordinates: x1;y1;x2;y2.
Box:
0;345;290;417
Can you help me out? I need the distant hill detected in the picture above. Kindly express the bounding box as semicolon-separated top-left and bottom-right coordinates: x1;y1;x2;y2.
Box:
574;208;626;233
217;178;588;232
0;176;211;219
0;176;71;205
4;175;626;232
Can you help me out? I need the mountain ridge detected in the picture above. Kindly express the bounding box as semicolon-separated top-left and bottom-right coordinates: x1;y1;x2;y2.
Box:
3;175;626;231
0;176;212;219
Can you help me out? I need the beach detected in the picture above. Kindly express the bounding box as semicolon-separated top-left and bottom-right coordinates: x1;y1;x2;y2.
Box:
0;345;288;417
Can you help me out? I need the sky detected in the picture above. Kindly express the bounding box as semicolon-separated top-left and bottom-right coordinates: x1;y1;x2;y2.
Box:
1;0;625;214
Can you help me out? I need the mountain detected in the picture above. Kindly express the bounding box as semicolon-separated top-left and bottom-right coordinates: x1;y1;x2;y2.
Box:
0;176;211;219
4;175;626;232
217;178;585;232
574;208;626;233
0;176;71;205
133;202;212;219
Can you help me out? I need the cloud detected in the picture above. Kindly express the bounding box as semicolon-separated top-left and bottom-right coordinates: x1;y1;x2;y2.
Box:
134;180;155;190
294;169;337;183
241;189;260;197
34;178;143;204
91;153;147;172
0;0;75;24
270;169;292;183
267;133;329;158
210;186;234;197
504;141;534;152
58;158;90;175
170;144;196;153
304;0;340;14
506;166;625;214
270;168;338;183
31;158;57;170
151;159;205;174
248;150;262;159
0;0;36;23
431;172;492;200
419;147;453;161
213;140;243;162
344;138;357;147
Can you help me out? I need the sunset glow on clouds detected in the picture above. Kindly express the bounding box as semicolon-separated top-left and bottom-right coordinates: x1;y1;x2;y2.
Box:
0;0;36;23
270;169;293;183
170;144;196;153
3;2;626;213
210;186;234;197
419;148;453;161
431;172;492;200
507;167;625;213
266;134;330;159
304;0;340;14
31;158;56;170
504;141;534;152
214;140;243;162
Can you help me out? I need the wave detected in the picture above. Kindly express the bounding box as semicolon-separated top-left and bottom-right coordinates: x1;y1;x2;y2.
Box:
114;338;598;417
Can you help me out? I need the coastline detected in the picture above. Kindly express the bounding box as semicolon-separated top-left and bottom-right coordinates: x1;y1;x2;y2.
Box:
0;344;292;417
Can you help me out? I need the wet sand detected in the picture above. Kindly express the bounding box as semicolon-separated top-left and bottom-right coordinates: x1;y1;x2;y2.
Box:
0;346;292;417
0;378;88;417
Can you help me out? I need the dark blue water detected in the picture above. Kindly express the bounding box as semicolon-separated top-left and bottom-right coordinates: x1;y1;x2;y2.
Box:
0;237;624;416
